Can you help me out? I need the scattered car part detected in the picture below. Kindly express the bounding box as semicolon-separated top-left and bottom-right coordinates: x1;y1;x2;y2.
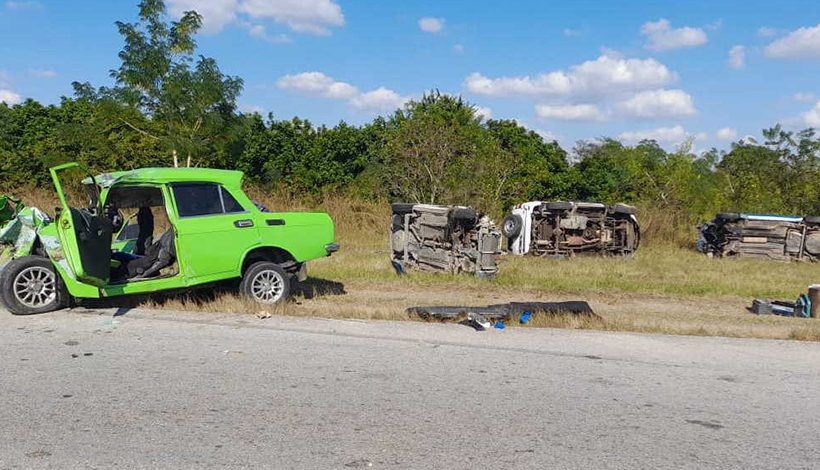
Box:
750;296;811;318
389;203;501;278
0;162;339;315
407;301;598;325
698;212;820;261
505;201;640;257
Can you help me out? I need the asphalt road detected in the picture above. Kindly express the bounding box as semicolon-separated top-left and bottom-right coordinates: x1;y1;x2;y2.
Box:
1;307;819;469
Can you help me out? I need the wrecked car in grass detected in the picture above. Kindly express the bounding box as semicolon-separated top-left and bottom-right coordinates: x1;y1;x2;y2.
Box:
698;212;820;261
0;163;338;315
389;203;501;278
503;201;640;257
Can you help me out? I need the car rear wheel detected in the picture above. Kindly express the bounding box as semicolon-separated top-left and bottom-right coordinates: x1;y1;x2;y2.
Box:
240;262;291;305
501;214;523;238
0;256;68;315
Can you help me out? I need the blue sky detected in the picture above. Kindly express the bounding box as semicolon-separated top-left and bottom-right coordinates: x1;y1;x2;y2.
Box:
1;0;819;152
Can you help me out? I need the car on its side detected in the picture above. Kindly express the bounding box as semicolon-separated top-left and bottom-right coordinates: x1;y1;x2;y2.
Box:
0;163;339;315
503;201;640;257
389;203;501;278
698;212;820;261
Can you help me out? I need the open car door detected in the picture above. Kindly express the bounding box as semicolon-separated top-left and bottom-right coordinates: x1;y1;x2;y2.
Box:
50;163;112;287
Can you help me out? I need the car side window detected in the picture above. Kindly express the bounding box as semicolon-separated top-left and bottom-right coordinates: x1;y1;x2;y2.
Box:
173;184;223;217
221;187;245;213
173;183;247;217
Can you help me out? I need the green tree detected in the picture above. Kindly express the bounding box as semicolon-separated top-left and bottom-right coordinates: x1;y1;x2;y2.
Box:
104;0;243;166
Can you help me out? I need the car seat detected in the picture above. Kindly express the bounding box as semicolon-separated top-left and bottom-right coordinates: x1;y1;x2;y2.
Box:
126;229;176;279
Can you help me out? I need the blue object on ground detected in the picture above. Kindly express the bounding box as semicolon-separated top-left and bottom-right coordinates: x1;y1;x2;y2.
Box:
520;311;532;324
494;321;505;330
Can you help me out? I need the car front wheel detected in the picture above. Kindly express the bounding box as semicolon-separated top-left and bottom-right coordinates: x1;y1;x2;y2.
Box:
0;256;68;315
240;262;291;305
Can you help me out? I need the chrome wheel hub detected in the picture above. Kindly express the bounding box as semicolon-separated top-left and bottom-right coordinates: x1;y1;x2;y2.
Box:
250;270;284;304
14;266;56;308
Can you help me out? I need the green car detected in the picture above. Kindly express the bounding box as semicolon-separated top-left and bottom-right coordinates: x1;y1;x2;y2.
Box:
0;163;338;315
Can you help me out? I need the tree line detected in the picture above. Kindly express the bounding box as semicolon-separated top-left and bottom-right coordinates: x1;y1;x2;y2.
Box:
1;0;819;230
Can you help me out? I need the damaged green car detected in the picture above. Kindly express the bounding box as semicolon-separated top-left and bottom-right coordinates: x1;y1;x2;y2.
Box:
0;163;338;315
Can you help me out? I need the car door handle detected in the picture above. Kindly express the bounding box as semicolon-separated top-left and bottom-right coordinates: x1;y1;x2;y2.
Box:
234;219;254;228
266;219;286;226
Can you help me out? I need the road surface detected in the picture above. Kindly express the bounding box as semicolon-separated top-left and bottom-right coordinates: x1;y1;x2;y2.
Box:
1;307;819;469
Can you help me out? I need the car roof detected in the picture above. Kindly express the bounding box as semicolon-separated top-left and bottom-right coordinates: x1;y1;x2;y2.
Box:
93;167;244;188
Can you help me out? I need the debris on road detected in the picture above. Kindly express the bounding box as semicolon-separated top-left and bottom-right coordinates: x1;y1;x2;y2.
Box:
407;301;598;330
750;291;814;318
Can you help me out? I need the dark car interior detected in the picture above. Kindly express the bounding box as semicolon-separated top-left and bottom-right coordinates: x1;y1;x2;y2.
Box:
104;185;178;283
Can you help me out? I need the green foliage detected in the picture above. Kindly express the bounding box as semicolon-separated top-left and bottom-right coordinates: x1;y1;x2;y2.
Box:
106;0;242;165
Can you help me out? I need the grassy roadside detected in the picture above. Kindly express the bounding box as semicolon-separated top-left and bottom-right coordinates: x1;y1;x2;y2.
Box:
144;194;820;341
10;186;820;341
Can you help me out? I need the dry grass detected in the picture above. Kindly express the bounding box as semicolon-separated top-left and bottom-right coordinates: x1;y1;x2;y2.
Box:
9;185;820;341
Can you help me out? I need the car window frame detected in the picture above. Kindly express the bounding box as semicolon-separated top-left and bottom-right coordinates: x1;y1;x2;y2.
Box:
170;182;249;219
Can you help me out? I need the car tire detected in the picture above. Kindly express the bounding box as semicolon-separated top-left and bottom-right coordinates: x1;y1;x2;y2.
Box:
240;261;291;305
545;201;573;211
717;212;741;222
804;215;820;225
451;207;478;222
610;203;637;215
501;214;523;238
0;256;68;315
391;203;415;215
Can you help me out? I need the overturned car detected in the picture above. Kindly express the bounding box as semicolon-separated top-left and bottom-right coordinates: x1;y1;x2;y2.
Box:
389;203;501;278
697;212;820;261
503;201;640;257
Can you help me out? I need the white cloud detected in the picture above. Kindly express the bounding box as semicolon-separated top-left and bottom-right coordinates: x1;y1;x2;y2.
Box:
167;0;344;36
618;125;693;144
563;28;584;37
452;44;464;54
617;89;696;119
464;53;675;99
4;1;41;10
0;89;22;105
418;17;444;33
765;24;820;59
241;0;343;35
535;103;605;121
473;106;492;120
168;0;238;32
794;92;817;103
277;72;408;112
716;127;737;140
28;68;56;78
728;45;745;69
758;26;778;37
802;101;820;127
641;19;708;51
349;87;407;111
277;71;358;99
